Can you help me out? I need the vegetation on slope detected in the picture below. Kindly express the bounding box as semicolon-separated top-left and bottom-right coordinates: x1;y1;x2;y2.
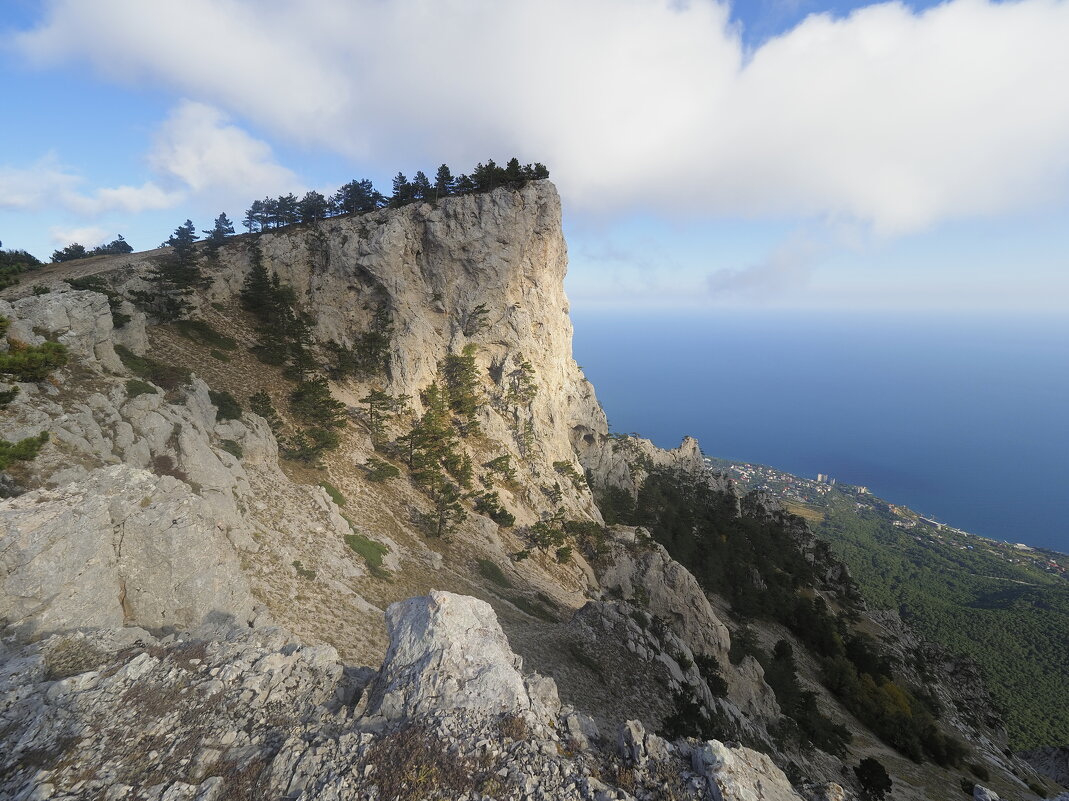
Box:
598;464;970;765
815;493;1069;750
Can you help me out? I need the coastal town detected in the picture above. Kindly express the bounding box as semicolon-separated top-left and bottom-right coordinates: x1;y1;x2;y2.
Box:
704;456;1068;581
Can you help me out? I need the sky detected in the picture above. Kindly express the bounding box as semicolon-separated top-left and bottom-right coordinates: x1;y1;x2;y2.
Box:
2;0;1069;311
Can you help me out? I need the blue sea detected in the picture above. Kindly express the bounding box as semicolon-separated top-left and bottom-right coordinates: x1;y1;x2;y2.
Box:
571;310;1069;555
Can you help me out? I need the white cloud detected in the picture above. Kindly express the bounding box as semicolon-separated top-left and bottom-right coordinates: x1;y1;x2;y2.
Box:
16;0;1069;233
707;231;822;299
148;100;300;200
0;155;82;211
47;225;110;248
1;99;296;223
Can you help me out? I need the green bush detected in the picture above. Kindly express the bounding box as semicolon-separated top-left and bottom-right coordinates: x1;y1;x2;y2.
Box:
345;526;390;578
125;378;158;398
0;431;48;470
115;345;190;390
290;377;346;428
0;339;68;381
173;319;237;350
219;439;243;459
282;427;339;463
0;385;18;407
209;389;242;420
365;457;400;482
209;349;230;362
320;481;346;506
477;558;512;588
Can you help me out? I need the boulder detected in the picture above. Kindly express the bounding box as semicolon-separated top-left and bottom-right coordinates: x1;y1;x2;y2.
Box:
691;739;803;801
362;590;560;723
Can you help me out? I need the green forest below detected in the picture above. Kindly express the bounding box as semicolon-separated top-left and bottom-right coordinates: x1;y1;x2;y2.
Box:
814;494;1069;750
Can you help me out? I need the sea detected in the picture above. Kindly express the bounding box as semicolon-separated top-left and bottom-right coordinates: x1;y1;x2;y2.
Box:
570;309;1069;555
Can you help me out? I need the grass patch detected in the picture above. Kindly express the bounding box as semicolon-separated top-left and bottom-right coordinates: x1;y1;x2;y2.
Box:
125;378;158;398
219;439;243;459
783;501;825;523
209;349;231;362
344;522;390;579
115;344;191;391
292;560;316;580
173;318;237;351
320;481;346;507
477;558;512;589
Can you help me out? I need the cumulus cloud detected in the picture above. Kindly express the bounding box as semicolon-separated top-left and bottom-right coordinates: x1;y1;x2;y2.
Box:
48;225;110;249
0;155;82;211
16;0;1069;233
148;100;300;200
1;99;296;223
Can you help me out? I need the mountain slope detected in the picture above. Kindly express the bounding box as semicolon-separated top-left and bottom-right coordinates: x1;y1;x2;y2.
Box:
0;181;1059;800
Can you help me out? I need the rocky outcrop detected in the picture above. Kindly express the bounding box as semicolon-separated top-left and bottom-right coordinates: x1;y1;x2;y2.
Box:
0;287;377;646
691;740;802;801
361;590;560;724
597;529;731;661
1021;746;1069;789
0;466;259;639
0;592;819;801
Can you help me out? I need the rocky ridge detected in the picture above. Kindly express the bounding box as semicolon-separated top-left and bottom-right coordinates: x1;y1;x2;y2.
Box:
1;181;1062;800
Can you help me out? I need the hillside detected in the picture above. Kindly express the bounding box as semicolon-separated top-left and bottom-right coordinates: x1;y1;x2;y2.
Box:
708;457;1069;752
1;182;1062;800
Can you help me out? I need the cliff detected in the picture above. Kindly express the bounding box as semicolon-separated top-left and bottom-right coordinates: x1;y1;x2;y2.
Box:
0;182;1059;800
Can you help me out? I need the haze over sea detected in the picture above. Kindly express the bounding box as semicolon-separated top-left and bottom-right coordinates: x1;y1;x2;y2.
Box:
572;310;1069;555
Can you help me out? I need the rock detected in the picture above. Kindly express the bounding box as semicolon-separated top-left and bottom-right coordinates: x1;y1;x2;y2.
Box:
1021;746;1069;788
0;465;258;638
974;787;1000;801
691;739;803;801
362;591;560;722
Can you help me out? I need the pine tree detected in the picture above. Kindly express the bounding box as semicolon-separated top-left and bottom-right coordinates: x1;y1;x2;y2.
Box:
299;190;329;223
203;213;235;255
148;220;203;319
390;172;418;207
240;240;273;317
442;344;481;434
433;164;454;199
412;171;432;201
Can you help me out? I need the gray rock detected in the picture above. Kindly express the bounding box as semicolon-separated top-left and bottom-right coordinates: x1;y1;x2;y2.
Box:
691;739;803;801
0;465;257;638
363;590;559;722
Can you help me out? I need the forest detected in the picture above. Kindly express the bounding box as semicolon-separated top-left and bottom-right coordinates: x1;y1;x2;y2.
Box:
815;493;1069;750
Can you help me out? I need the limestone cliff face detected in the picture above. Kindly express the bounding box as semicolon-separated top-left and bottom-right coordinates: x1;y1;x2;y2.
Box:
204;181;607;522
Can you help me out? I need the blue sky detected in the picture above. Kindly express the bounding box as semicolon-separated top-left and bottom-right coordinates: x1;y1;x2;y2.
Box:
2;0;1068;311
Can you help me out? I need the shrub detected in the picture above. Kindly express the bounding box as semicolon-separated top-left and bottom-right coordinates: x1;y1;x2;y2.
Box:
477;558;512;588
365;457;400;482
0;431;49;470
0;385;19;407
320;481;346;506
219;439;243;459
209;389;242;420
0;339;68;381
115;345;190;390
125;379;158;398
282;427;340;463
248;390;282;430
173;318;237;350
855;758;892;801
290;377;346;428
209;349;230;362
151;454;188;483
345;526;390;578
